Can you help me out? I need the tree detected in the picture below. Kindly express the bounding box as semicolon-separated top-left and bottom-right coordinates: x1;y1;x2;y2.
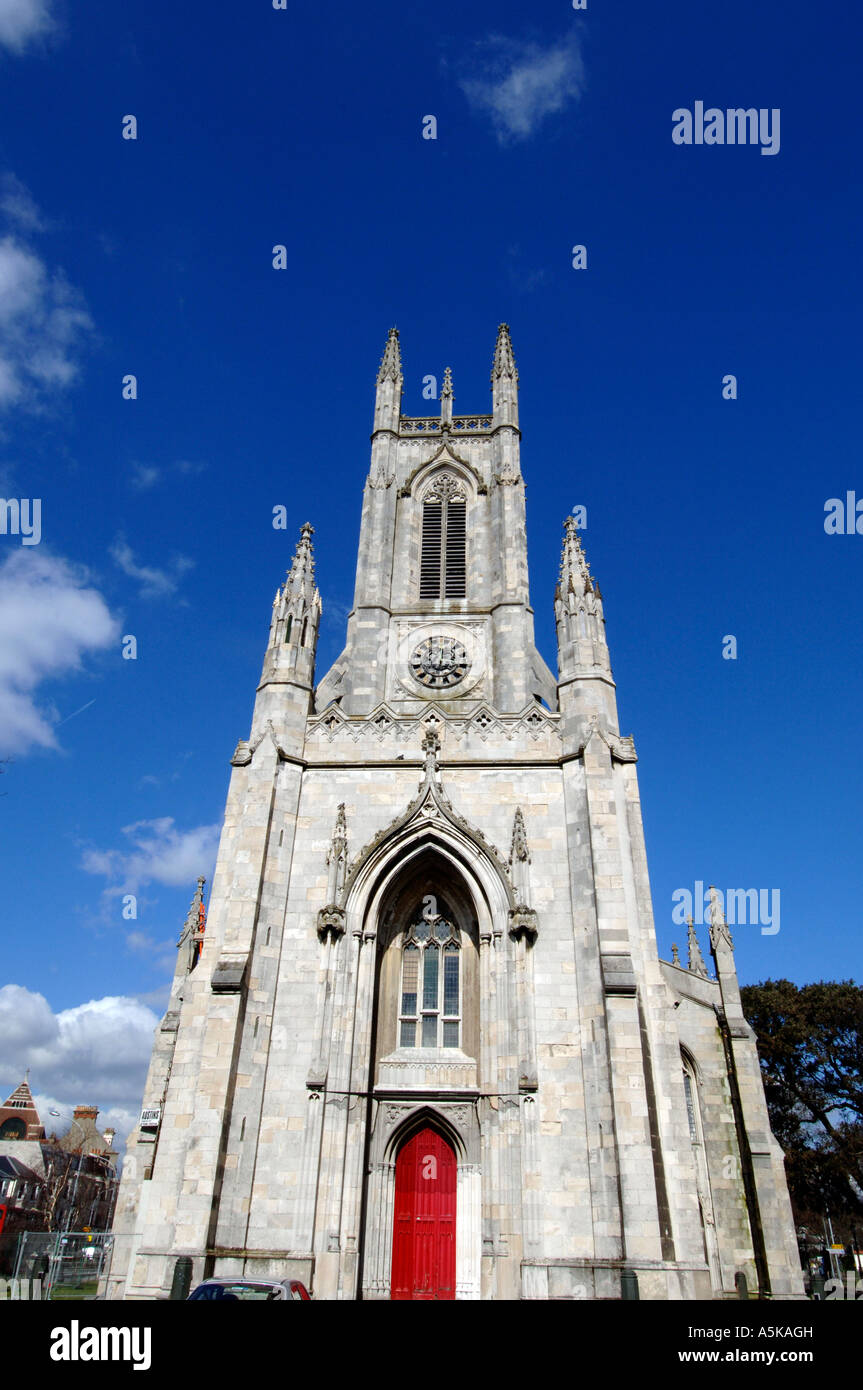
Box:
741;979;863;1229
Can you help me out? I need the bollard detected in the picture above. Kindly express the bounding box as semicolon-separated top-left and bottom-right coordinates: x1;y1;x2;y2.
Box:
735;1271;749;1300
621;1269;640;1301
169;1256;193;1301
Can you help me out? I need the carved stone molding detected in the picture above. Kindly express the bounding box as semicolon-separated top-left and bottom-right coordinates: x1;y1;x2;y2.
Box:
316;905;346;942
305;701;560;749
576;714;638;763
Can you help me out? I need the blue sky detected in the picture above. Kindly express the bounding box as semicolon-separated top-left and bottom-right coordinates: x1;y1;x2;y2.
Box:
0;0;859;1141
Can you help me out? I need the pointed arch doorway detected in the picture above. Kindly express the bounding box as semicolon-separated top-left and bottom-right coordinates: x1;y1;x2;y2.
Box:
391;1127;457;1300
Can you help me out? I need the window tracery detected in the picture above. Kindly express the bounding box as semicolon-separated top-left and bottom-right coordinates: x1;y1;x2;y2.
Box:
398;906;461;1049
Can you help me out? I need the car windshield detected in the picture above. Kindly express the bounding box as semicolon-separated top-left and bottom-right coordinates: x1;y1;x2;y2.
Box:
192;1283;281;1300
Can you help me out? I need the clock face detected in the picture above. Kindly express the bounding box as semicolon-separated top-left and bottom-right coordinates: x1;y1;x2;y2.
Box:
410;635;470;689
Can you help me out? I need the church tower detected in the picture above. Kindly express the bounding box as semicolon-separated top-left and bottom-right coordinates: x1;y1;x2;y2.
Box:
110;328;802;1301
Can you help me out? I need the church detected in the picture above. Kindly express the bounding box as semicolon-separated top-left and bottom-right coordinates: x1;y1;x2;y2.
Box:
109;326;803;1301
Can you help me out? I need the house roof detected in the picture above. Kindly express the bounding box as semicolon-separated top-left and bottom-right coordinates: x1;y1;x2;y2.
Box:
56;1111;114;1160
0;1154;42;1183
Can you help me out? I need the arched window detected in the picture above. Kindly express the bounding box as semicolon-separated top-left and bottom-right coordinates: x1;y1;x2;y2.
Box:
419;475;466;599
300;617;308;647
284;615;292;644
682;1064;699;1144
681;1050;722;1288
398;907;461;1049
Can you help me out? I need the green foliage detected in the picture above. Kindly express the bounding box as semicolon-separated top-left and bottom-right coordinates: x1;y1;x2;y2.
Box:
741;979;863;1220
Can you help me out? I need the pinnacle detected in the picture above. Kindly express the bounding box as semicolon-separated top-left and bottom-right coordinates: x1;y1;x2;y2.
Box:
377;326;403;383
558;515;594;598
286;522;316;585
687;917;709;977
275;521;320;624
510;806;530;863
491;323;518;382
441;366;453;397
182;876;206;935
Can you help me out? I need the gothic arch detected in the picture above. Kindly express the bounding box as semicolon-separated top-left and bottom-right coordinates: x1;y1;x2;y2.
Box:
372;846;481;1067
680;1044;704;1088
362;1098;483;1299
384;1104;470;1164
400;447;485;501
680;1046;723;1290
342;781;515;939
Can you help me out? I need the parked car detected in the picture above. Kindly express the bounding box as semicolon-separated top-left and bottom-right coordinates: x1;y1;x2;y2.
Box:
188;1277;310;1301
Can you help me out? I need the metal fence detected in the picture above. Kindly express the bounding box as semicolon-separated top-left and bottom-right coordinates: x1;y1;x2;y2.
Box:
6;1230;115;1300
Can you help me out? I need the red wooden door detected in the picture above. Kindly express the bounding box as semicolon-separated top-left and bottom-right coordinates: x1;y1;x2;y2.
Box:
391;1127;456;1300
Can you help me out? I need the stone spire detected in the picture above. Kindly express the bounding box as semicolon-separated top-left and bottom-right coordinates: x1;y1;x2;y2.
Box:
441;366;454;426
556;516;600;605
285;522;317;603
255;523;322;744
490;323;519;428
491;322;518;383
687;917;709;978
377;326;402;383
554;517;612;713
268;523;321;649
374;327;403;433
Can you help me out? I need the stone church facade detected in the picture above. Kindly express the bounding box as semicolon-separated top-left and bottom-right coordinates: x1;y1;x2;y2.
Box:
109;327;802;1301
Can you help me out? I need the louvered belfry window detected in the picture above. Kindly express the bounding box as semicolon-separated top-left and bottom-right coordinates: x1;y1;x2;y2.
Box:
419;474;466;599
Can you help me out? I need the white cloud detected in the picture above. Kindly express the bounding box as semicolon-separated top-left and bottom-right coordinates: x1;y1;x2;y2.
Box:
129;463;161;491
0;233;92;409
459;32;585;143
0;550;120;755
0;986;158;1150
128;459;206;492
82;816;220;896
0;173;45;232
0;0;54;53
110;536;194;599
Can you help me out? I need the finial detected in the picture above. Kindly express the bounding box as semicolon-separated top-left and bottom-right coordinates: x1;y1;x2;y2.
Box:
707;886;734;951
671;943;680;966
509;807;530;865
440;366;454;425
